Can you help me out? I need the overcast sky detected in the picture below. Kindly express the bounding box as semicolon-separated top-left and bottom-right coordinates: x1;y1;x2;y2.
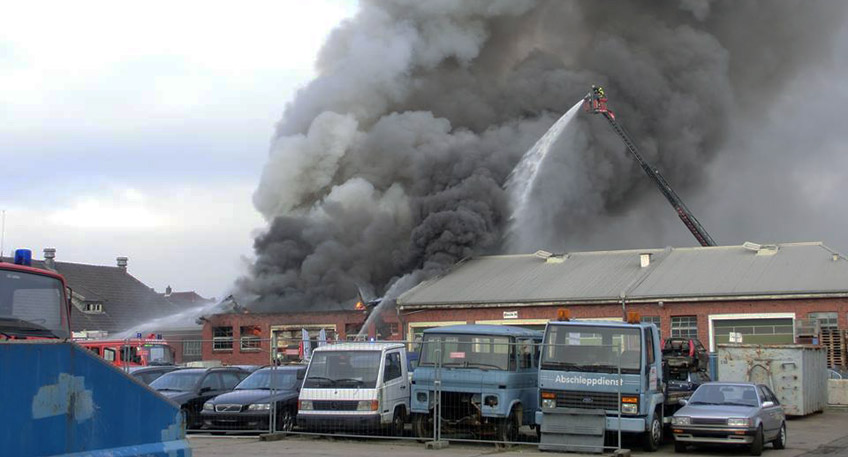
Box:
0;0;357;299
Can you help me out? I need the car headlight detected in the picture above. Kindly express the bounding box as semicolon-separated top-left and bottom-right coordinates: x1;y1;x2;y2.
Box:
357;400;378;411
248;403;271;411
203;402;214;411
727;418;751;427
671;416;691;426
542;399;556;409
620;403;638;415
298;400;313;411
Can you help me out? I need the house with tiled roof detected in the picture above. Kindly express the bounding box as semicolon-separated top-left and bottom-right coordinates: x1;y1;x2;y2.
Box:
6;248;181;336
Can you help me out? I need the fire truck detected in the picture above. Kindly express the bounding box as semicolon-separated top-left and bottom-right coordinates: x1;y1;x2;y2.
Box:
0;249;191;456
77;336;176;367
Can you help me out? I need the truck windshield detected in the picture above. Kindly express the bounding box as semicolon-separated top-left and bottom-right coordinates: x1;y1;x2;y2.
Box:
541;325;641;374
0;269;67;339
419;334;511;371
146;344;175;365
303;351;381;388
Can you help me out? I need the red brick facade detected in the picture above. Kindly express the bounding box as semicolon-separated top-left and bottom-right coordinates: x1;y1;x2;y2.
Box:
200;297;848;364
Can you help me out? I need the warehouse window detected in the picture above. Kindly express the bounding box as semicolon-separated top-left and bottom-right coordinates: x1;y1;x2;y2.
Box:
240;326;262;351
213;326;233;350
809;312;838;330
183;340;201;357
671;316;698;339
641;316;662;336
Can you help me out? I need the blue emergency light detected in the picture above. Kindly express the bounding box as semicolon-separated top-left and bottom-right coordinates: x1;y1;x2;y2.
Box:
136;333;142;339
14;249;32;266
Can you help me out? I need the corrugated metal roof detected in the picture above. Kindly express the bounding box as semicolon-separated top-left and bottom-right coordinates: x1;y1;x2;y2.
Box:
397;242;848;309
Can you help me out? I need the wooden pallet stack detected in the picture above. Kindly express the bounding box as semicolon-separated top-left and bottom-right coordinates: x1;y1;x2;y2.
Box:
820;328;846;369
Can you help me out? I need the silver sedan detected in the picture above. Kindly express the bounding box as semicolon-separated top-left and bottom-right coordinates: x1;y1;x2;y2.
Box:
671;382;786;456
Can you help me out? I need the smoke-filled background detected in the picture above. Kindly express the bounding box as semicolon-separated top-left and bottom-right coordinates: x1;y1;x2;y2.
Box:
238;0;848;311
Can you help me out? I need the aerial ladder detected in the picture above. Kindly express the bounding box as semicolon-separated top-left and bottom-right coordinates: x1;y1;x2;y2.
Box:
583;86;716;247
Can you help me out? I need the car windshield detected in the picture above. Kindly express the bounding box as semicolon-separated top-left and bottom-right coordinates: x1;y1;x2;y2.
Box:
541;324;642;374
0;269;68;339
236;370;300;390
689;384;759;407
150;371;203;391
303;351;381;388
419;334;511;371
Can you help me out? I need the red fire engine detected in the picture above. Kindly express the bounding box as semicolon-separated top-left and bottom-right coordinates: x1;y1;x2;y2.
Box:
77;336;176;367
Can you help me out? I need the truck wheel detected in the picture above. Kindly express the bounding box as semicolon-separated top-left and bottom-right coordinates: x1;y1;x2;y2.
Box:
772;422;787;449
495;409;519;444
412;413;433;440
390;407;405;436
642;413;662;452
750;425;764;456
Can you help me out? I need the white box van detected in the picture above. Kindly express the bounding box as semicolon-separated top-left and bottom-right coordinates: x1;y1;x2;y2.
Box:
297;342;410;434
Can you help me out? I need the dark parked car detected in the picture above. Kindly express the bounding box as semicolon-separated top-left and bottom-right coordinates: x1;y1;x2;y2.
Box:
672;382;786;456
201;366;306;432
666;369;712;404
129;366;180;385
150;367;249;429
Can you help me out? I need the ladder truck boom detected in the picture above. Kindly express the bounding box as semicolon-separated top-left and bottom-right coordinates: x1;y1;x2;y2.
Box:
582;86;716;247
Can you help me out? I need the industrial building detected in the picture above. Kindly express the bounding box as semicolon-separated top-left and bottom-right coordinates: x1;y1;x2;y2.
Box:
202;241;848;369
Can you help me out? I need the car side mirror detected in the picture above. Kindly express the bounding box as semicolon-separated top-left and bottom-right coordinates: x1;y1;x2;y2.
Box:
762;401;774;408
678;399;688;406
199;387;212;394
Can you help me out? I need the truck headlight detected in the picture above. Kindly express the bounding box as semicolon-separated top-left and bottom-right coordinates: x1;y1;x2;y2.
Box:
727;418;751;427
620;403;638;415
203;402;214;411
357;400;379;411
484;395;499;407
298;400;313;411
248;403;271;411
671;416;690;426
416;392;428;403
542;399;556;409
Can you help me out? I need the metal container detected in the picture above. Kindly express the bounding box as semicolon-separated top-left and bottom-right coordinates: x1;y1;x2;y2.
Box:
717;344;827;416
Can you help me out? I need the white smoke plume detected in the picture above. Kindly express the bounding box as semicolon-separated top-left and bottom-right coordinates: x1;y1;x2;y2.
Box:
239;0;848;311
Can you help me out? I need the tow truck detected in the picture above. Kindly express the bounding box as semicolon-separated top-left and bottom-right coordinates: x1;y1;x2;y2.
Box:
0;249;191;456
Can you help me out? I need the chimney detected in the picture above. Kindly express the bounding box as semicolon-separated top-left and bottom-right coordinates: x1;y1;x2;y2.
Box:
43;248;56;270
640;253;652;268
165;285;172;296
116;256;128;271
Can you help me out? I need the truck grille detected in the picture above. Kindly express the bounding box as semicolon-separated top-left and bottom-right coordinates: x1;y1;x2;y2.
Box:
215;404;243;412
555;390;620;410
313;400;359;411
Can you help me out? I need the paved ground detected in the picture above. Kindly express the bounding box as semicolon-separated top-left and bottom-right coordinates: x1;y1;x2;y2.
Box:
190;408;848;457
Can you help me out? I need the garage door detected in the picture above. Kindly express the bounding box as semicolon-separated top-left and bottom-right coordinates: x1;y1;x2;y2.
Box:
713;318;794;347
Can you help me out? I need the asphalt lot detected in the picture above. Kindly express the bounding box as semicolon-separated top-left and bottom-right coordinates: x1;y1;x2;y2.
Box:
190;408;848;457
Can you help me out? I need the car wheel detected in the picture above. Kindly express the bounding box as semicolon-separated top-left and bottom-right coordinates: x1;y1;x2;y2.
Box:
412;413;433;440
276;408;295;433
773;422;787;450
750;425;764;456
495;408;519;444
674;439;687;453
643;413;662;452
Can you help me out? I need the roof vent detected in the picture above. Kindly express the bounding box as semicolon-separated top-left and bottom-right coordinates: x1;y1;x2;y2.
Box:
534;250;553;260
743;242;778;256
546;255;566;264
640;253;652;268
43;247;56;270
116;256;128;271
742;242;762;252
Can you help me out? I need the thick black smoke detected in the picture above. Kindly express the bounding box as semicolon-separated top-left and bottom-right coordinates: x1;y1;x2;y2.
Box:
239;0;848;311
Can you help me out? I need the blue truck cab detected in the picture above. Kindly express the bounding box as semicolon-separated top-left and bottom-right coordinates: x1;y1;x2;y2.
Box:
410;324;542;441
536;316;664;452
